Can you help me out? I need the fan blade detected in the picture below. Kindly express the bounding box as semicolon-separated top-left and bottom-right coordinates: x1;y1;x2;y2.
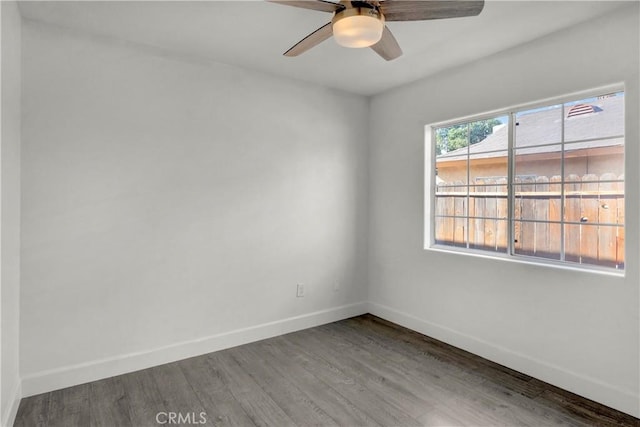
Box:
370;26;402;60
284;22;333;56
380;1;484;21
269;0;344;13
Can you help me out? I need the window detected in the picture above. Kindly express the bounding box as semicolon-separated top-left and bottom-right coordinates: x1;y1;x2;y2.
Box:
429;89;625;272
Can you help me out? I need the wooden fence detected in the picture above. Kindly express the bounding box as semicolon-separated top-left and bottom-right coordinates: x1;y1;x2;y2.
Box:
435;173;624;268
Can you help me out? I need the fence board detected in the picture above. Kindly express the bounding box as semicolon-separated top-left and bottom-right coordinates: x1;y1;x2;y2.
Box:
484;178;497;250
454;217;466;247
549;175;562;259
534;176;550;257
496;178;508;251
564;174;582;262
598;173;617;265
616;176;625;268
513;177;522;253
453;180;466;246
580;174;599;264
435;184;444;243
520;176;536;255
470;179;484;249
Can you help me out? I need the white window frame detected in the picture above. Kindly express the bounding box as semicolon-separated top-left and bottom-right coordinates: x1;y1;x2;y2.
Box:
424;85;625;276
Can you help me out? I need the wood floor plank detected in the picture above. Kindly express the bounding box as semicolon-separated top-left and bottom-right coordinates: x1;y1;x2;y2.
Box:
13;392;50;427
121;367;171;426
251;338;381;427
346;315;546;397
227;344;340;427
342;316;491;387
178;354;257;427
301;326;437;420
535;387;640;427
150;361;208;419
207;351;296;427
330;320;588;426
273;335;403;426
280;331;422;426
46;383;90;427
310;323;547;427
341;318;589;424
314;322;506;425
89;376;134;427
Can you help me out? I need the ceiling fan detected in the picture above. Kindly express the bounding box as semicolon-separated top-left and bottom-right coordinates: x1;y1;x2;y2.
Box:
270;1;485;61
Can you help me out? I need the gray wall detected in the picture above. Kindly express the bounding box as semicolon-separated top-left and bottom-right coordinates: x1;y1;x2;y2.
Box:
1;1;22;425
20;21;369;393
368;5;639;417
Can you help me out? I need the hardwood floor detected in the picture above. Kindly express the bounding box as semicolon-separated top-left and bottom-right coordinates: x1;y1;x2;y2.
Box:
14;314;639;427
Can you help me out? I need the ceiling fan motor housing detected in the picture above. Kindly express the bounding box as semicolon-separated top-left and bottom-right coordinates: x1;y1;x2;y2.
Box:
332;6;385;48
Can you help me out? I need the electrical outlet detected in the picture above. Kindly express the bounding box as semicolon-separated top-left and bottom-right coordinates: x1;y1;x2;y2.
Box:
296;283;305;298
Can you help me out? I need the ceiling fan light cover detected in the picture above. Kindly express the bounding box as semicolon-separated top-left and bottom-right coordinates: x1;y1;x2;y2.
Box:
333;11;384;48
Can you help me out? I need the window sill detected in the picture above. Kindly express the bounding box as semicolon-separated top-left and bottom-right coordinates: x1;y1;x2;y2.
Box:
425;244;625;278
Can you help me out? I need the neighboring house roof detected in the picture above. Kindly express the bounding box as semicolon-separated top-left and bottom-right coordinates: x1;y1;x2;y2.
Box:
437;94;624;162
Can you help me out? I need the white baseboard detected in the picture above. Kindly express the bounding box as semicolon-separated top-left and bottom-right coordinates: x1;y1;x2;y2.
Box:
2;382;21;427
368;301;640;419
21;302;368;398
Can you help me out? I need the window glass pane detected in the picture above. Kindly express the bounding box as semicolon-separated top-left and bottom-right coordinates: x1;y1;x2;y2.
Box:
469;218;508;252
435;196;467;217
469;180;508;220
564;142;624;178
598;180;625;226
564;92;624;142
513;220;561;260
515;104;562;147
435;152;468;221
435;180;468;194
435;122;470;249
564;224;624;269
429;90;624;272
563;178;624;224
514;145;562;178
436;156;467;187
434;217;466;248
468;117;508;153
435;123;469;156
514;176;561;223
469;150;508;184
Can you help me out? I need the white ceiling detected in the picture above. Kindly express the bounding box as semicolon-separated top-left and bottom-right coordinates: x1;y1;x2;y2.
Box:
18;1;631;96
